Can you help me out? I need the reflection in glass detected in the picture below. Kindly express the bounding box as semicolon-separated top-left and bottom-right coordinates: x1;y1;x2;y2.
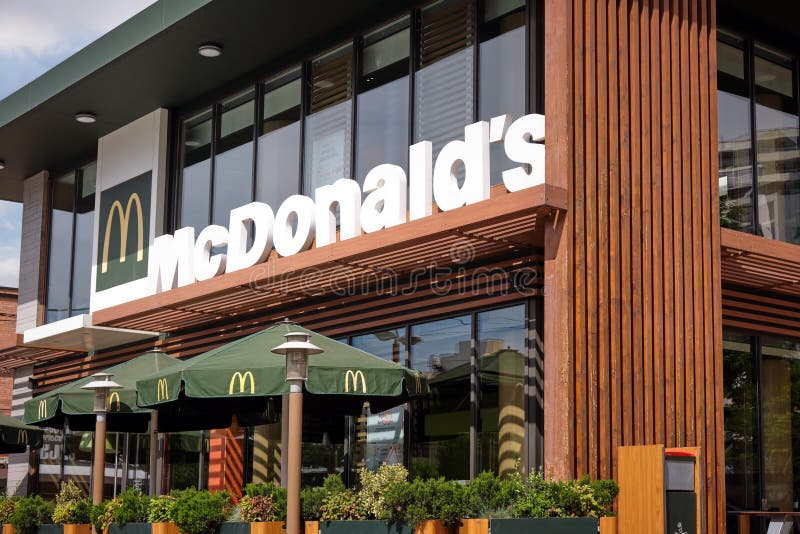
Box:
415;0;474;185
410;315;471;480
722;332;759;513
352;329;410;471
356;20;410;184
164;432;205;491
71;163;96;315
304;44;353;193
479;0;525;186
477;305;525;476
754;51;800;244
46;173;75;323
180;109;213;230
760;336;800;512
257;70;302;208
717;39;753;233
302;412;345;488
214;90;255;225
37;428;63;499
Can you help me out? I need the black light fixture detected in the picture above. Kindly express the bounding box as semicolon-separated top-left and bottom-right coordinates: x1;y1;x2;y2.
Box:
197;43;223;58
75;112;96;124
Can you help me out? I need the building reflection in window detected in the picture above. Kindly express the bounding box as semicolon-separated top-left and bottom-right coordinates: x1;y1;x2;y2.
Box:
180;109;213;230
214;91;255;226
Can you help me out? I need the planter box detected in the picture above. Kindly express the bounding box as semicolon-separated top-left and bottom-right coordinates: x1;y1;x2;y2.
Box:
36;526;91;534
107;524;152;534
217;523;250;534
305;521;319;534
317;521;412;534
456;519;487;534
2;525;13;534
250;522;286;534
37;526;63;534
151;524;179;534
490;518;599;534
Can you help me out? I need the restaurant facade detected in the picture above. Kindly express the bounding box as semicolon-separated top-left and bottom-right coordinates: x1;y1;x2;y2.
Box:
0;0;798;532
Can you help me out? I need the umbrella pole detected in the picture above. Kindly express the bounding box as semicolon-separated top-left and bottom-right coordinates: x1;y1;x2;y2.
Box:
286;381;303;534
149;411;158;496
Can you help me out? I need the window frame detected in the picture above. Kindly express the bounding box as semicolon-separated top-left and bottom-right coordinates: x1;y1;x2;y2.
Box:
170;0;542;234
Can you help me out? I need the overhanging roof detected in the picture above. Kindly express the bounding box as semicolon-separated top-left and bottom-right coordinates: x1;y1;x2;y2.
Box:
0;0;413;201
720;228;800;298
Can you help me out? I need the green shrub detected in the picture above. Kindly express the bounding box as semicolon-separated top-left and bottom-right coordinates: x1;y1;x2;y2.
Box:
9;495;54;534
111;488;150;525
171;489;230;534
511;471;619;518
320;490;366;521
147;495;177;523
243;483;287;521
240;494;279;522
381;477;467;528
358;464;408;520
52;480;92;524
90;501;110;533
300;474;345;521
463;471;521;519
0;497;15;524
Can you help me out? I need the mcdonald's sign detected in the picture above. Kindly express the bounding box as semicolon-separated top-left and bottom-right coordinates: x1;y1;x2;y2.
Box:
344;370;367;393
156;378;169;401
108;391;121;411
38;399;48;419
17;429;28;445
229;371;255;394
96;172;151;292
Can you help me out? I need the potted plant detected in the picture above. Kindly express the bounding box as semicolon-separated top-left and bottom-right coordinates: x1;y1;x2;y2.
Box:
381;477;463;534
147;496;178;534
46;480;93;534
8;495;53;534
301;474;344;534
169;489;230;534
94;489;150;534
1;497;16;534
239;494;283;534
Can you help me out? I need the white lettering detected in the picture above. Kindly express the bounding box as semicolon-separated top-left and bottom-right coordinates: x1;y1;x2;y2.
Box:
409;141;433;221
274;195;316;256
314;178;362;247
502;114;545;191
194;225;228;281
149;227;195;292
432;121;490;211
226;202;274;273
361;164;407;233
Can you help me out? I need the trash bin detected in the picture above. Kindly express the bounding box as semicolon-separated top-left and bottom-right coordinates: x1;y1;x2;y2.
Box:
665;452;696;534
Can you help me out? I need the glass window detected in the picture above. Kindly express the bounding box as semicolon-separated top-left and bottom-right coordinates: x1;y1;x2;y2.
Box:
476;305;525;476
410;315;471;480
717;38;753;233
304;44;354;193
257;69;302;208
356;19;410;185
753;50;800;244
180;109;213;230
70;163;96;315
722;332;759;513
414;0;475;186
46;173;75;323
214;91;255;226
479;0;526;186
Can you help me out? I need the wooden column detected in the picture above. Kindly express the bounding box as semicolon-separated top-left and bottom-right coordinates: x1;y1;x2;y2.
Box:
543;0;724;532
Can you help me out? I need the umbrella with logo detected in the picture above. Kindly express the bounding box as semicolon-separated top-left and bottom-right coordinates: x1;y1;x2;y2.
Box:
136;321;429;427
0;412;43;453
23;350;185;432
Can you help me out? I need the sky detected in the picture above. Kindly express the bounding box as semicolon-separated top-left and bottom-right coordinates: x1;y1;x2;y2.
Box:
0;0;157;288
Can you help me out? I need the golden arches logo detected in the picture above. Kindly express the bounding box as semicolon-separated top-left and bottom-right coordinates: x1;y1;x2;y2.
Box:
229;371;255;394
156;378;169;401
344;370;367;393
101;192;144;273
17;429;28;445
412;371;422;393
108;391;121;411
37;399;47;419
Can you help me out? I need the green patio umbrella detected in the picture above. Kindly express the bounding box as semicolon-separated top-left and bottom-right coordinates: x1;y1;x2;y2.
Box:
136;322;429;428
0;412;43;453
23;350;185;433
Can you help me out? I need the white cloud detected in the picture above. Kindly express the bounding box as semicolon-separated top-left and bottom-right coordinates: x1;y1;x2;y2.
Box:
0;247;19;288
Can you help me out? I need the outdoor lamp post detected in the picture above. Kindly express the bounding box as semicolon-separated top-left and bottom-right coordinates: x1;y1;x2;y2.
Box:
272;331;323;534
81;372;122;506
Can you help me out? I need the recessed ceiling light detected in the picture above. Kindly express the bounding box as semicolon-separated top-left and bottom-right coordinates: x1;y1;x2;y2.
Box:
0;160;5;170
75;112;96;124
198;43;223;58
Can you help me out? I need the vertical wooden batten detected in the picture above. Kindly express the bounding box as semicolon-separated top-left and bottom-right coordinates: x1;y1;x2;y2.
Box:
543;0;723;531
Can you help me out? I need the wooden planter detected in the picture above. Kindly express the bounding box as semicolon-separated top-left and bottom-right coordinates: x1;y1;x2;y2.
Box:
249;522;286;534
489;518;599;534
2;526;13;534
315;520;412;534
107;524;152;534
304;521;318;534
151;523;179;534
455;519;487;534
414;521;452;534
216;523;249;533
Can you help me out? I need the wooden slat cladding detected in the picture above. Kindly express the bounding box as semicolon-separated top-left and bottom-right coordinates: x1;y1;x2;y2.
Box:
543;0;723;531
31;254;541;390
722;287;800;340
